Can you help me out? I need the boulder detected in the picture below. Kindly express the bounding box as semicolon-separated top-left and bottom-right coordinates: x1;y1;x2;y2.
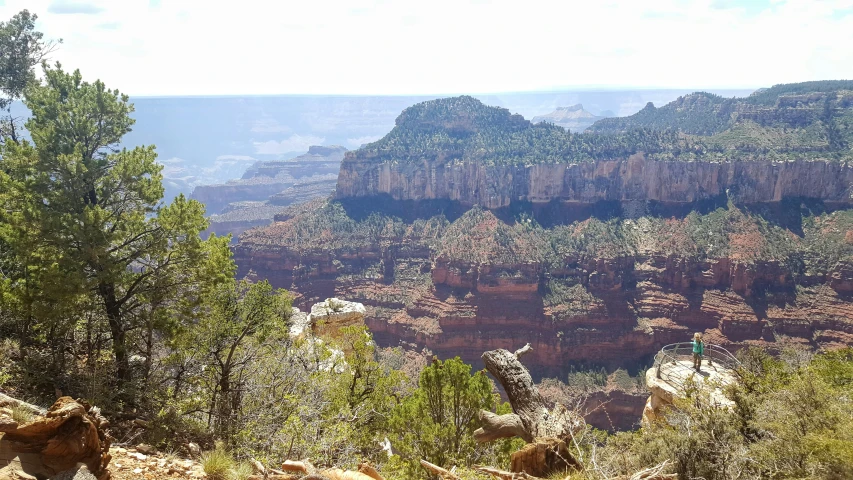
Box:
0;396;111;480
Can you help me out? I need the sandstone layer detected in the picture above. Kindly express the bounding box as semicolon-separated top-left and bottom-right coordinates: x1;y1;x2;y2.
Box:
192;145;345;215
336;155;853;209
234;204;853;378
0;396;111;480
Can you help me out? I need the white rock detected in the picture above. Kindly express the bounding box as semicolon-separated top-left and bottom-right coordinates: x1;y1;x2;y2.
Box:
289;307;310;337
133;468;143;474
308;298;366;339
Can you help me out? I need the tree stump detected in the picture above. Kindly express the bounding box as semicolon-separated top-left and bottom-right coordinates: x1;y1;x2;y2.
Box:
474;344;584;476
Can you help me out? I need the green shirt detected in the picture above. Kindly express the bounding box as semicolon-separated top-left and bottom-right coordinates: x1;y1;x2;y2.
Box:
693;340;704;355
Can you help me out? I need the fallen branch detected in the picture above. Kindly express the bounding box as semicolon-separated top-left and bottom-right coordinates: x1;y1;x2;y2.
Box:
613;460;676;480
279;460;384;480
474;464;547;479
281;460;315;475
0;392;46;415
419;459;461;480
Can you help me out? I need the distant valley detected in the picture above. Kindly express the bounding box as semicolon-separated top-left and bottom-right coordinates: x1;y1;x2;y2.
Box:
26;89;749;202
531;104;612;132
235;82;853;381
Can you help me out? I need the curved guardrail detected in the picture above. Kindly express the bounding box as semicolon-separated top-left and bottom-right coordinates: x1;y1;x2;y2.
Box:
653;342;741;390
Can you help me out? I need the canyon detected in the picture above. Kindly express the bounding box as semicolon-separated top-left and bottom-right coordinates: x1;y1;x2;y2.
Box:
531;104;610;132
232;86;853;429
193;146;346;239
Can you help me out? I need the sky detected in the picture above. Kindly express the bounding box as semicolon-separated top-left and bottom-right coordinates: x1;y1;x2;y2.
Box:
1;0;852;96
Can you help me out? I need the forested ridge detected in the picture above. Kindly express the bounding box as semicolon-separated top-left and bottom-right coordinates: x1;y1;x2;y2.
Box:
2;10;853;480
354;82;853;166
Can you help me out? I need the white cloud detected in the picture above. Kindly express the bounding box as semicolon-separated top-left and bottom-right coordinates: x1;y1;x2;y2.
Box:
215;155;256;162
3;0;853;95
253;134;325;155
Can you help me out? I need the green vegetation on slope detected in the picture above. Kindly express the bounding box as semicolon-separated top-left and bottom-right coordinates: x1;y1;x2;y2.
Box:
592;348;853;480
354;85;853;167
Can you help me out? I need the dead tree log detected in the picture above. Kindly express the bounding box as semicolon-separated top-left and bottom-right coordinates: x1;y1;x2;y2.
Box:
419;459;461;480
0;396;111;480
474;464;548;479
475;344;584;477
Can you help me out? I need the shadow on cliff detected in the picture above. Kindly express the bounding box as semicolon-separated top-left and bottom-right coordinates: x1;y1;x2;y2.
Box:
740;197;844;237
339;195;470;222
338;194;853;232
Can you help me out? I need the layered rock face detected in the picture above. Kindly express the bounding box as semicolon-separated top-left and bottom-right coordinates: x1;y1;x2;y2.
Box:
192;145;345;215
234;90;853;430
308;298;367;343
336;155;853;209
531;104;608;132
234;201;853;380
269;178;340;206
194;146;346;240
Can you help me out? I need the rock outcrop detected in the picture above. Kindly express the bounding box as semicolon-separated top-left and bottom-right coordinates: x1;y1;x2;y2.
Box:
642;357;736;425
531;104;608;132
268;178;339;206
308;298;367;343
0;396;111;480
192;146;345;215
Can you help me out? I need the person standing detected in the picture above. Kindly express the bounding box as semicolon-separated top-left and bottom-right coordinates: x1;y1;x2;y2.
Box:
692;332;704;372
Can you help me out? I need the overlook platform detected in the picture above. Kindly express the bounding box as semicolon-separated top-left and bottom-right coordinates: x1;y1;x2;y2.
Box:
643;343;741;423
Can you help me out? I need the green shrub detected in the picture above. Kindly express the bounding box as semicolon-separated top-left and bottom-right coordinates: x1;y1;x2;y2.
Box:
228;462;253;480
201;442;235;480
10;403;34;425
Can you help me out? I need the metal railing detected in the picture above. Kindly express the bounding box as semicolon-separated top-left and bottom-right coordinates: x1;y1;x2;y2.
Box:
653;342;741;391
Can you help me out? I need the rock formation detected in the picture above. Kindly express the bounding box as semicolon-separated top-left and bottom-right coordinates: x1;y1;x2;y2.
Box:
531;104;608;132
308;298;367;343
642;350;737;425
193;145;346;240
192;145;346;215
0;396;111;480
336;155;853;209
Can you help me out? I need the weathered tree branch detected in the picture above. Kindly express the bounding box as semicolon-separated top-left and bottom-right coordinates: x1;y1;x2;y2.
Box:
281;460;315;475
357;462;385;480
479;346;585;477
0;392;46;415
474;465;547;480
481;346;581;441
513;343;532;359
473;410;530;442
419;459;461;480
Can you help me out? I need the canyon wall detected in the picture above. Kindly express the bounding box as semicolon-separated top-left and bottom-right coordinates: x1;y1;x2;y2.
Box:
234;233;853;375
193;145;345;214
336;154;853;209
